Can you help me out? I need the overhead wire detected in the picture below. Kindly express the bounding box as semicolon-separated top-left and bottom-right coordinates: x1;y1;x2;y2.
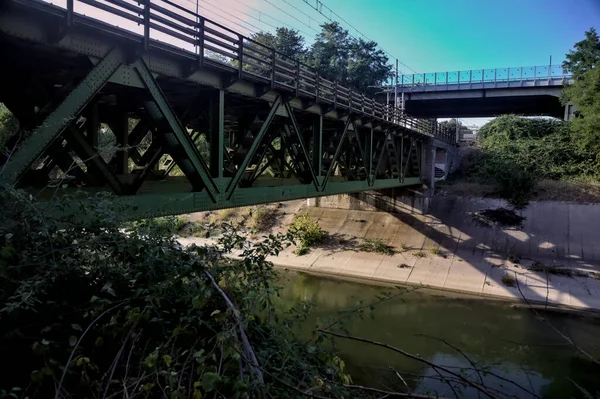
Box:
299;0;419;74
176;0;264;35
218;0;316;39
261;0;320;34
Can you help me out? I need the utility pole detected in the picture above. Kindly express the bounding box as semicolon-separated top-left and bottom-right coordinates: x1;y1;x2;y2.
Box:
394;59;398;122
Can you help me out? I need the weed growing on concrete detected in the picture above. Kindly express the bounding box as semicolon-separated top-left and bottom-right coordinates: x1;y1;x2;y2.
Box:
357;238;394;255
397;263;411;269
295;246;310;256
179;221;207;237
399;242;410;252
507;252;521;265
501;273;516;287
413;251;427;258
528;261;589;278
429;246;446;257
249;205;278;233
290;215;326;255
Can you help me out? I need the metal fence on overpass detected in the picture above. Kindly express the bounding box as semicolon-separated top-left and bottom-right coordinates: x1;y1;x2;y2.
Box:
397;65;572;91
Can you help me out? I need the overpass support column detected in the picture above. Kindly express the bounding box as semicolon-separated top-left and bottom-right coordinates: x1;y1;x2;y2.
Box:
420;138;436;190
564;103;576;121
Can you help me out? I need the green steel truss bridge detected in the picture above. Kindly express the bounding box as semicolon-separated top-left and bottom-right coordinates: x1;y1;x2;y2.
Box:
0;0;456;217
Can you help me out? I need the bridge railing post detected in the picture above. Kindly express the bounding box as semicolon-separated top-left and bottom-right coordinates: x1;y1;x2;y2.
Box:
66;0;73;26
198;17;204;67
143;0;150;50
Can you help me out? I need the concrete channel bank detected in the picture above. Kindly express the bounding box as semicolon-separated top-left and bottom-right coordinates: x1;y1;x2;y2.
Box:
182;192;600;313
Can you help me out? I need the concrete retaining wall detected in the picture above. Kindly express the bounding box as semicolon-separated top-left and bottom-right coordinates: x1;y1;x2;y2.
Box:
308;192;600;264
307;189;432;215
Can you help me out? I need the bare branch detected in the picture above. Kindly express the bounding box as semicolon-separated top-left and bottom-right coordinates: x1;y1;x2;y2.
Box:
514;271;600;365
204;270;265;384
344;384;451;398
318;329;500;399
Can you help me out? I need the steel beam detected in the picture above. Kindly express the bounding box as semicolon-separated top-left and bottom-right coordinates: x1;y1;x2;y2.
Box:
133;58;218;200
322;118;352;191
225;97;281;198
209;90;224;180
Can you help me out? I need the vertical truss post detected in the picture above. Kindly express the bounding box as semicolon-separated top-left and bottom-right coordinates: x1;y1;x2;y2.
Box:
209;90;224;179
87;101;99;148
115;108;129;175
312;115;322;177
366;128;373;183
322;118;351;190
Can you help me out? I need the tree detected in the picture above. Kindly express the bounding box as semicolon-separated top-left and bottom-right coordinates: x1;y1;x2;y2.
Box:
249;27;305;59
562;27;600;80
561;28;600;174
439;118;473;139
307;22;392;91
563;61;600;165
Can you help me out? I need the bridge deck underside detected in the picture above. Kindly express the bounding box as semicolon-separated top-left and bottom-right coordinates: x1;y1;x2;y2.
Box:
0;1;433;218
405;95;565;118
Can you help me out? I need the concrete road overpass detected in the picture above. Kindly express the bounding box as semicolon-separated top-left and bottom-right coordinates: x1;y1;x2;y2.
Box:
385;67;574;119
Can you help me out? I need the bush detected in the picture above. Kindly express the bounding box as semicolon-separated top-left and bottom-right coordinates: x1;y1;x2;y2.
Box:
0;190;352;398
289;215;326;248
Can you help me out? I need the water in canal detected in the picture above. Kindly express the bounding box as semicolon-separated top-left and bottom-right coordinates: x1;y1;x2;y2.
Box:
276;271;600;398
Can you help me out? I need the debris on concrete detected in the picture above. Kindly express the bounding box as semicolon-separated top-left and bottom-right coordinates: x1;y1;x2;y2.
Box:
470;207;525;228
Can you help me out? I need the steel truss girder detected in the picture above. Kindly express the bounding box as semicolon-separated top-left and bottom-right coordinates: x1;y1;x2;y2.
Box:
2;38;428;213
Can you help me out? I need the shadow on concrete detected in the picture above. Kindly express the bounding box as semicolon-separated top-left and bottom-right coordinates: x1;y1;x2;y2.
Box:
343;191;600;311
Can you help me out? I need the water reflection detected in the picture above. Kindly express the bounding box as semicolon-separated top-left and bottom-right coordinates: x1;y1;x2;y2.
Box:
276;272;600;398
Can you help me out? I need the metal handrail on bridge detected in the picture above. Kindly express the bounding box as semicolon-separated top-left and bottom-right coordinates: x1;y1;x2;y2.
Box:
53;0;455;142
397;65;573;88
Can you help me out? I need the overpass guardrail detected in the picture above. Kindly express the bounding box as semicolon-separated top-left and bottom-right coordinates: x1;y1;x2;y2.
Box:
397;65;572;89
33;0;456;142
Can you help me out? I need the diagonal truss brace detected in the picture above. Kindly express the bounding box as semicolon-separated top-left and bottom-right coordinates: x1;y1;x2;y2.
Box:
321;118;352;191
284;103;319;191
133;58;218;200
226;96;281;199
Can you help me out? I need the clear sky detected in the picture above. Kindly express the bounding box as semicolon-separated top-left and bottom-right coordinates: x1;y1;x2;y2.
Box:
183;0;600;74
52;0;600;124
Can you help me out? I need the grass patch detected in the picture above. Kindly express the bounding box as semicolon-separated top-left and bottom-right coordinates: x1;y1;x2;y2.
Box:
249;206;278;233
535;179;600;203
179;221;207;237
528;261;589;278
295;245;310;256
215;207;238;221
413;251;427;258
501;273;516;287
357;238;394;255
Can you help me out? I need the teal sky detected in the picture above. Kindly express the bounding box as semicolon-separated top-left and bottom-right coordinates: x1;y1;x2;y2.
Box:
193;0;600;75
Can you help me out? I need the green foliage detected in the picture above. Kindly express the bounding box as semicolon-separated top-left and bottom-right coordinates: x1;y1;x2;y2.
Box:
562;27;600;81
307;22;392;91
357;238;394;255
250;28;306;58
475;115;596;207
0;189;352;398
289;215;326;248
0;103;19;148
439;118;473;139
